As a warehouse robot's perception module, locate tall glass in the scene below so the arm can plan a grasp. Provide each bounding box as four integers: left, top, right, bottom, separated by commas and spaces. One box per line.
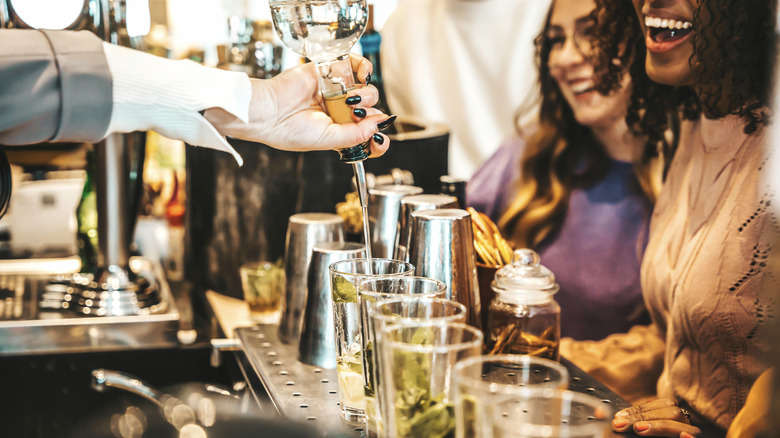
453, 355, 569, 438
369, 297, 467, 437
329, 258, 414, 423
379, 321, 483, 438
358, 278, 460, 437
488, 388, 613, 438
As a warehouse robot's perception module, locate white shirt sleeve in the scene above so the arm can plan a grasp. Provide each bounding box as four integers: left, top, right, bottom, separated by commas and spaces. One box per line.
102, 42, 251, 166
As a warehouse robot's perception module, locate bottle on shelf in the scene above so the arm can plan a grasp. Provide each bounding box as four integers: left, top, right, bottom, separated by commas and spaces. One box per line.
440, 175, 467, 209
359, 4, 388, 114
76, 147, 98, 274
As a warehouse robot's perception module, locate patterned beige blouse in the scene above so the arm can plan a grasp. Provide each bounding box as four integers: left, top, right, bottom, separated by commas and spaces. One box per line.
641, 114, 776, 430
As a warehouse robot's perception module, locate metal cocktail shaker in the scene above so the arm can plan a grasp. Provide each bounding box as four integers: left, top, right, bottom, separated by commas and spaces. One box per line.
367, 184, 423, 258
279, 213, 345, 345
393, 194, 458, 262
407, 208, 482, 329
298, 241, 366, 368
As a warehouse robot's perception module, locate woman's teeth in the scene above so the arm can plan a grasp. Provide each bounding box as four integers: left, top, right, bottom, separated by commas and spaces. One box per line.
571, 81, 593, 94
645, 16, 693, 43
644, 16, 692, 30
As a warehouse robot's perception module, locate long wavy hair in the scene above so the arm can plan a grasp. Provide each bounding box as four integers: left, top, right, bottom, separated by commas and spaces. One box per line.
591, 0, 777, 134
497, 0, 678, 249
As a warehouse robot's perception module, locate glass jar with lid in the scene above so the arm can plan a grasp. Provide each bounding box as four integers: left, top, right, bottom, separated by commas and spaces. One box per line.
486, 249, 560, 360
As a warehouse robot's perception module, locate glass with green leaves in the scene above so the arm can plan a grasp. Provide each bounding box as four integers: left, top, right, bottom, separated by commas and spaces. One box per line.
379, 321, 483, 438
329, 258, 414, 423
359, 280, 460, 437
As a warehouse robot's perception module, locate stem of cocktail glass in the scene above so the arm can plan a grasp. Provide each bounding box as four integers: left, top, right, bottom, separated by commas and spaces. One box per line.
317, 56, 373, 273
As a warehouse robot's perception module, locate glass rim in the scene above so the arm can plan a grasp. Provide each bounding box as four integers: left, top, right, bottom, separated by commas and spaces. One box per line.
328, 258, 414, 278
240, 261, 279, 270
381, 321, 483, 353
369, 297, 467, 325
452, 354, 570, 393
357, 276, 447, 297
490, 388, 613, 435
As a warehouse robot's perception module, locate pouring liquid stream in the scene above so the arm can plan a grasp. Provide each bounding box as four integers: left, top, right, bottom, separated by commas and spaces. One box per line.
352, 161, 373, 274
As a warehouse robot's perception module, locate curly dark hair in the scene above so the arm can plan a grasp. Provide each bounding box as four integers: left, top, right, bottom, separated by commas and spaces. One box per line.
498, 1, 676, 249
591, 0, 777, 134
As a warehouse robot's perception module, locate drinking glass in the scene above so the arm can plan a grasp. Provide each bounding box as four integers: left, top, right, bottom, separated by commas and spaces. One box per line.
329, 258, 414, 423
488, 388, 613, 438
379, 321, 483, 438
358, 278, 459, 437
239, 261, 284, 323
453, 355, 570, 438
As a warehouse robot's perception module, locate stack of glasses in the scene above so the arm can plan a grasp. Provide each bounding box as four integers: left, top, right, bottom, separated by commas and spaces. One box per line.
326, 258, 614, 437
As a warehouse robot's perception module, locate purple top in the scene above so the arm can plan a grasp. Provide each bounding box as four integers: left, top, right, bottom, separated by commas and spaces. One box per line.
467, 137, 652, 340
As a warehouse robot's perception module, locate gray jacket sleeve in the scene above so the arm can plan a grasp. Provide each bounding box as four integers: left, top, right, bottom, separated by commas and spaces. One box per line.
0, 29, 112, 145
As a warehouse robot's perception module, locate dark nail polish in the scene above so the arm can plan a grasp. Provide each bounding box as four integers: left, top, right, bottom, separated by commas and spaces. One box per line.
345, 95, 362, 105
377, 115, 397, 131
372, 133, 385, 145
365, 73, 372, 84
353, 108, 367, 118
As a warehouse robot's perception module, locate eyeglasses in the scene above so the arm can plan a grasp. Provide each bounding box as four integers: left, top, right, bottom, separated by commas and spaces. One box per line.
540, 17, 596, 57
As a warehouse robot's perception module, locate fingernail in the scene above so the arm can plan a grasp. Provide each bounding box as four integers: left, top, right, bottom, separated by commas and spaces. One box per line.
372, 133, 385, 145
377, 115, 397, 131
612, 418, 628, 428
365, 72, 372, 84
615, 410, 629, 418
345, 95, 362, 105
681, 433, 694, 438
634, 422, 649, 432
353, 108, 367, 118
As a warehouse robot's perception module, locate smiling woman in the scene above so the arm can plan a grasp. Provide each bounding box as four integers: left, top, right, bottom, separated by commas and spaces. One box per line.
466, 0, 680, 344
595, 0, 776, 132
577, 0, 779, 437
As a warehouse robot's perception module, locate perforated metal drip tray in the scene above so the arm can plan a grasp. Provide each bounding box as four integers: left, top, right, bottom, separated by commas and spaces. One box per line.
235, 325, 362, 437
236, 325, 631, 437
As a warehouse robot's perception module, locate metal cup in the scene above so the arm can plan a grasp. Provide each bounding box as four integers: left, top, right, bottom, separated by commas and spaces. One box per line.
279, 213, 345, 345
368, 184, 423, 259
407, 208, 482, 329
298, 241, 366, 368
393, 194, 458, 262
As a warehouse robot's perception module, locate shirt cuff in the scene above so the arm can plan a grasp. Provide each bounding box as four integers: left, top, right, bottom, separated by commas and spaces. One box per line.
102, 42, 252, 166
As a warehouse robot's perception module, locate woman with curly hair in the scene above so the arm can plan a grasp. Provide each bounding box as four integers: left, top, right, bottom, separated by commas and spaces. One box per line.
562, 0, 778, 436
466, 0, 677, 342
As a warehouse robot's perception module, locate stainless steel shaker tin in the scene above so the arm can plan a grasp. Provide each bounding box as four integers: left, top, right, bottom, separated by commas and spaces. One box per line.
279, 213, 345, 345
298, 241, 366, 368
407, 208, 482, 329
368, 184, 423, 259
393, 194, 458, 262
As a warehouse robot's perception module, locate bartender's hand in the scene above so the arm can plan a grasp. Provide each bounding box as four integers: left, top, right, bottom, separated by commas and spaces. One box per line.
612, 398, 702, 437
204, 54, 392, 157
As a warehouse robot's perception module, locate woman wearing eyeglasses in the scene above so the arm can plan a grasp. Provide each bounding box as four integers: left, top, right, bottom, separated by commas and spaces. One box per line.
467, 0, 680, 358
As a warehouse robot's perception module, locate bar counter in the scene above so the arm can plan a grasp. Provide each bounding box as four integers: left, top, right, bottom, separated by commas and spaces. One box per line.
232, 322, 632, 437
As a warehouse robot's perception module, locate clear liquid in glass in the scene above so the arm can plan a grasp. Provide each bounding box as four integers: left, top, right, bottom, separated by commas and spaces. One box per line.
269, 0, 368, 63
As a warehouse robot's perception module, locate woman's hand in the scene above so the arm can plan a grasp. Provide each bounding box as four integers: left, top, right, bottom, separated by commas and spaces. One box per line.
612, 398, 702, 437
205, 54, 392, 157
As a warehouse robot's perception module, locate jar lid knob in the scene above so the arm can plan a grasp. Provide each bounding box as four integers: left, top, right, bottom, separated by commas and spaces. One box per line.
492, 248, 558, 294
513, 249, 539, 268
